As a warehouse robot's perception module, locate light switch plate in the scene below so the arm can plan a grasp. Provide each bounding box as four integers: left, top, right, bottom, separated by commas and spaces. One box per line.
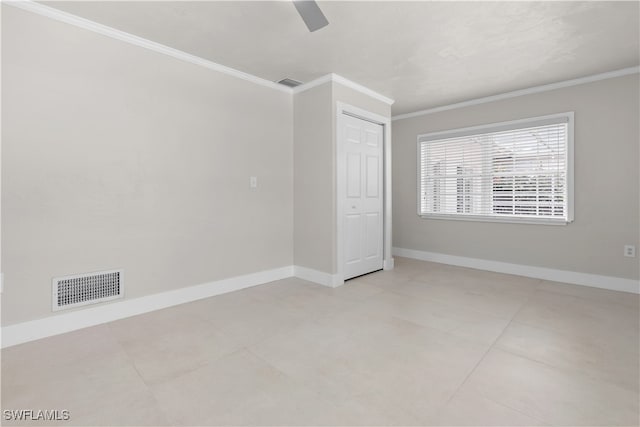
250, 176, 258, 189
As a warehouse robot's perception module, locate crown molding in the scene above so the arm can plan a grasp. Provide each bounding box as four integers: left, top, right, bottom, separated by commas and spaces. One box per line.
6, 0, 396, 105
5, 0, 291, 94
331, 74, 395, 105
294, 73, 395, 106
291, 74, 333, 94
11, 0, 631, 120
392, 66, 640, 121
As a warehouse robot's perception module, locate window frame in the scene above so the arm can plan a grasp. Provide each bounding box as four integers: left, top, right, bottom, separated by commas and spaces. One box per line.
416, 112, 574, 225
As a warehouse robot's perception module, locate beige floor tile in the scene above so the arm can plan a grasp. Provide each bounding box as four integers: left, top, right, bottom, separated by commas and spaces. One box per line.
433, 385, 548, 426
105, 303, 209, 343
2, 324, 122, 390
393, 278, 531, 319
2, 258, 638, 426
351, 290, 511, 345
150, 349, 285, 425
184, 288, 308, 346
393, 256, 429, 268
327, 278, 388, 302
326, 392, 425, 426
538, 280, 640, 309
250, 308, 490, 422
462, 348, 640, 426
413, 265, 541, 297
225, 373, 424, 426
514, 290, 640, 346
248, 276, 331, 299
349, 269, 414, 289
255, 276, 384, 305
2, 348, 168, 426
357, 326, 491, 422
394, 257, 451, 275
108, 309, 242, 385
495, 321, 639, 392
150, 348, 419, 426
248, 310, 411, 399
273, 281, 358, 319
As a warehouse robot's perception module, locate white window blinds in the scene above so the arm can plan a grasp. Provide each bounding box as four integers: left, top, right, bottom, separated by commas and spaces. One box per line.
418, 113, 573, 224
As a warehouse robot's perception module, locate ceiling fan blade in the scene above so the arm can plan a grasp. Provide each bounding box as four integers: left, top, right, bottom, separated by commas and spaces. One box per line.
293, 0, 329, 32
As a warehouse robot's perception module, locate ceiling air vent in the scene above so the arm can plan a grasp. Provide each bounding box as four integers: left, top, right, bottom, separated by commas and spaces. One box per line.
52, 269, 123, 311
277, 78, 303, 88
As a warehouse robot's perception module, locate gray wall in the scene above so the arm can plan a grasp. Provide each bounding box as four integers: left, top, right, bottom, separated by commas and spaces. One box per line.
332, 83, 392, 119
293, 81, 391, 275
293, 83, 334, 273
2, 7, 294, 325
393, 74, 640, 280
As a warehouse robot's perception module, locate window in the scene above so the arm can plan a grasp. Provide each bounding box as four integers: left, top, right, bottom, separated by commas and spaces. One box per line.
418, 113, 573, 224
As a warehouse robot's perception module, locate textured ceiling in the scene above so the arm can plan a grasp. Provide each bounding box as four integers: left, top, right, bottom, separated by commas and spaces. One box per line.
42, 1, 640, 114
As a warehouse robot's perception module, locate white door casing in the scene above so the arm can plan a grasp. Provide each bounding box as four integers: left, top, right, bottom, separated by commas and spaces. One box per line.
339, 111, 384, 280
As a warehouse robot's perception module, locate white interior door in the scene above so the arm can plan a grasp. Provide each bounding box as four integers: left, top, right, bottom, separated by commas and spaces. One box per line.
341, 113, 384, 280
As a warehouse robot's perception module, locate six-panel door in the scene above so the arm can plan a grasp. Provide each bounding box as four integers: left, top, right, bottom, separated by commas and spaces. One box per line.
342, 113, 384, 280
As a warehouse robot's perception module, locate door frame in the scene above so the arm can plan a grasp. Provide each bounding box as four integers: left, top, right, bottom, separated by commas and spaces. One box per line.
336, 102, 393, 285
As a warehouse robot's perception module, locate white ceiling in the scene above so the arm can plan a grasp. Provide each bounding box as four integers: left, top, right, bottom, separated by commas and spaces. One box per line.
42, 1, 640, 115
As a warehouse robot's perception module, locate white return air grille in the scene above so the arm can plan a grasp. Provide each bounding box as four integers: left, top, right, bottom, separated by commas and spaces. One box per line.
52, 269, 123, 311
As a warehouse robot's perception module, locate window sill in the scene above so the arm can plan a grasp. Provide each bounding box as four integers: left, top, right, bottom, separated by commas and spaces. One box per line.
419, 213, 572, 226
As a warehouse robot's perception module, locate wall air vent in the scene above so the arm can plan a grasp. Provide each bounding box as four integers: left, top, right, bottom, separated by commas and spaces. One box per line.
277, 78, 303, 88
52, 269, 123, 311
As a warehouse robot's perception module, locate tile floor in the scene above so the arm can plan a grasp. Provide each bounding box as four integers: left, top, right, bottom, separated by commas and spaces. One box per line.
2, 257, 639, 426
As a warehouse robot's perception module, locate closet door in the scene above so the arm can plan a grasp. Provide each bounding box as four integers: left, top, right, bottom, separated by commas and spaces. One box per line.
341, 113, 384, 280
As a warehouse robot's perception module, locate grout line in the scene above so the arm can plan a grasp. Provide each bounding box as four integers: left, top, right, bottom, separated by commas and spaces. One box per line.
359, 289, 546, 425
534, 283, 640, 310
436, 277, 628, 425
491, 298, 640, 397
437, 279, 546, 416
478, 394, 551, 426
243, 346, 292, 381
103, 322, 157, 390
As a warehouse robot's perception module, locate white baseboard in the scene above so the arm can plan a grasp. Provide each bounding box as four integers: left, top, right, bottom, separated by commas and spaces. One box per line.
383, 257, 395, 270
1, 266, 294, 348
393, 247, 640, 294
12, 249, 632, 348
1, 263, 348, 348
293, 266, 343, 288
